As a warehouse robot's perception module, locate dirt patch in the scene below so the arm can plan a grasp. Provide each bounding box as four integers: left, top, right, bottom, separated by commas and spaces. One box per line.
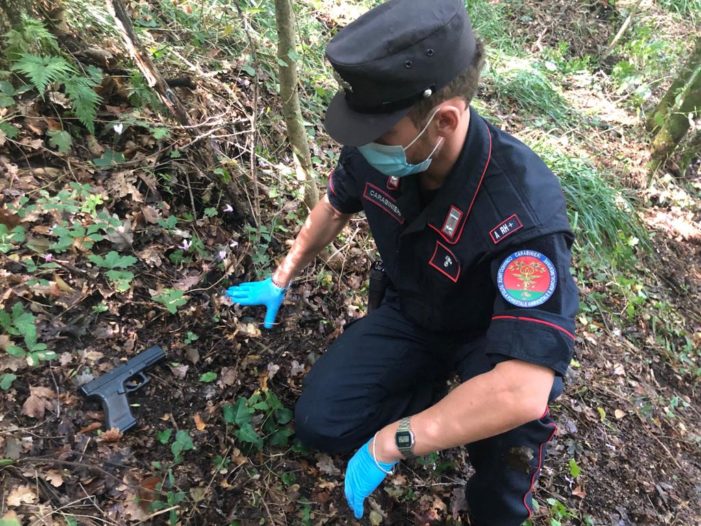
504, 0, 620, 58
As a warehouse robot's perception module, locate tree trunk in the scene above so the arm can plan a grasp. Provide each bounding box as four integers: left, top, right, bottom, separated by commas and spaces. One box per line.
650, 64, 701, 164
0, 0, 24, 30
274, 0, 318, 209
647, 37, 701, 132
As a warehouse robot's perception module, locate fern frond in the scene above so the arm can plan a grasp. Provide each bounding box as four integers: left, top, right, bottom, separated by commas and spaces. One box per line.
11, 54, 73, 95
19, 15, 59, 53
3, 16, 58, 59
63, 74, 102, 134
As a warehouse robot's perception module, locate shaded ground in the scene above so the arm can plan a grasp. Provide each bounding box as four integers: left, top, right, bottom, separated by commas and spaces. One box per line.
1, 1, 701, 525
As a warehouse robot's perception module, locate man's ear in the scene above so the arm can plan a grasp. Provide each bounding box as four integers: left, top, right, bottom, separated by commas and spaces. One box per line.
435, 103, 463, 137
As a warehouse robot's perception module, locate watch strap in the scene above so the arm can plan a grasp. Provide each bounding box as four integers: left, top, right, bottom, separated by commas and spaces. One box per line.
396, 416, 416, 459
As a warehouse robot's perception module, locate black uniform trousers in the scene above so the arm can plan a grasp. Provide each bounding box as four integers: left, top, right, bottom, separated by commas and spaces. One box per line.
295, 290, 562, 526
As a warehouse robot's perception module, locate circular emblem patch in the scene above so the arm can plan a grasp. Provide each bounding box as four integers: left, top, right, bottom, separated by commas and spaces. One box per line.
497, 250, 557, 308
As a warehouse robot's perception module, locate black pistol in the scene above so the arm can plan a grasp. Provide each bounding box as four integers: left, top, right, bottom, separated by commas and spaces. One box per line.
80, 345, 166, 433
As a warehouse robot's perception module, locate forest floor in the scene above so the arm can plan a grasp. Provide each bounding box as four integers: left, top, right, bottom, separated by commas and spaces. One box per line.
0, 1, 700, 525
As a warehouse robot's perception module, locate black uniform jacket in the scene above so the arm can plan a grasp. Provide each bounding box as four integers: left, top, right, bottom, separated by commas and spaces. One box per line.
327, 107, 579, 376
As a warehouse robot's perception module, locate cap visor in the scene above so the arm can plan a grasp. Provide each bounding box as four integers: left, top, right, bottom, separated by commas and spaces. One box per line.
324, 91, 411, 147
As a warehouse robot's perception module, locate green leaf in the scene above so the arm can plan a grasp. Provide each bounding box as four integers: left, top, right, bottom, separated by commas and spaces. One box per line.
0, 512, 22, 526
6, 345, 25, 358
92, 149, 126, 168
269, 427, 294, 447
105, 270, 134, 292
11, 54, 73, 94
568, 458, 581, 478
222, 403, 236, 424
89, 251, 136, 270
171, 430, 194, 459
0, 81, 16, 96
275, 407, 293, 425
235, 423, 262, 448
0, 122, 19, 139
0, 373, 17, 391
152, 289, 188, 314
157, 428, 173, 445
47, 129, 72, 153
0, 94, 14, 108
199, 371, 217, 383
151, 127, 170, 140
287, 49, 300, 62
229, 397, 253, 426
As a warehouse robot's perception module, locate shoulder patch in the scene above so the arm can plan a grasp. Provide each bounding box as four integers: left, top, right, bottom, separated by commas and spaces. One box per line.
490, 214, 523, 244
497, 250, 557, 307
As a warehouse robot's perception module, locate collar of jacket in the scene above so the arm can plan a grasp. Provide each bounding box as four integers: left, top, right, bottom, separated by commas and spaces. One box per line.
396, 106, 493, 243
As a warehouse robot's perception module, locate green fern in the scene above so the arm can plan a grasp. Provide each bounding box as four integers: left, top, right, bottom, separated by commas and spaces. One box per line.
3, 15, 58, 59
11, 54, 74, 95
63, 73, 102, 134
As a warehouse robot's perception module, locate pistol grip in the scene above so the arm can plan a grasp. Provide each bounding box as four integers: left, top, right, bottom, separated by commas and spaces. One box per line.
100, 392, 137, 433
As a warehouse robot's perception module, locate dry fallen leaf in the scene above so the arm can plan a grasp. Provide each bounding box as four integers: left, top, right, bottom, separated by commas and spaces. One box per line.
99, 427, 123, 443
572, 485, 587, 498
194, 413, 206, 431
79, 421, 102, 434
21, 386, 55, 419
218, 366, 237, 387
316, 454, 341, 476
169, 363, 189, 380
7, 485, 38, 506
43, 469, 64, 487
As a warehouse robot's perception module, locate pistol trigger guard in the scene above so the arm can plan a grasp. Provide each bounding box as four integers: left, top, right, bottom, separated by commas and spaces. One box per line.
125, 372, 149, 392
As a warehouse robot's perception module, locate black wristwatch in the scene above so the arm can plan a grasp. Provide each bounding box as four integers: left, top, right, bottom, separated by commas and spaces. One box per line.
395, 416, 416, 459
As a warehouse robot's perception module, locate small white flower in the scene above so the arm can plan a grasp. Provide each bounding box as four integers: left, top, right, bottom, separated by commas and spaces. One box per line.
217, 250, 227, 260
179, 239, 191, 251
44, 253, 53, 262
223, 204, 234, 213
113, 123, 124, 135
229, 240, 239, 249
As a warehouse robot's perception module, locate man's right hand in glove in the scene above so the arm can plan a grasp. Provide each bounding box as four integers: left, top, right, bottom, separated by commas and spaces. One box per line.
225, 195, 352, 329
226, 277, 286, 329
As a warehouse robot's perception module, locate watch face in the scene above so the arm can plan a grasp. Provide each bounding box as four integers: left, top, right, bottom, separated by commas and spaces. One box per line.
396, 431, 412, 448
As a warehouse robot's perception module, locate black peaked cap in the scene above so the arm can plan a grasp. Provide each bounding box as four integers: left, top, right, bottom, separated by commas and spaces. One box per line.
324, 0, 476, 146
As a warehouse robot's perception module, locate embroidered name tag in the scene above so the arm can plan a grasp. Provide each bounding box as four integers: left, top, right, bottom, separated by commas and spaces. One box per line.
497, 250, 557, 307
363, 182, 404, 223
428, 241, 461, 283
490, 214, 523, 244
441, 206, 463, 239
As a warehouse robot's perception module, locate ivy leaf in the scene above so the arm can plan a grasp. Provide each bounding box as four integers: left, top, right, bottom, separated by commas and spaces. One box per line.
152, 289, 188, 314
269, 427, 294, 447
235, 423, 262, 448
47, 129, 72, 153
0, 373, 17, 391
275, 407, 293, 425
92, 149, 126, 168
157, 428, 172, 445
199, 372, 217, 383
171, 430, 194, 459
0, 122, 19, 140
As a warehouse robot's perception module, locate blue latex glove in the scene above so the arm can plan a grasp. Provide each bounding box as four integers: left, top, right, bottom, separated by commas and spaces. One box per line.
345, 438, 398, 520
225, 277, 286, 329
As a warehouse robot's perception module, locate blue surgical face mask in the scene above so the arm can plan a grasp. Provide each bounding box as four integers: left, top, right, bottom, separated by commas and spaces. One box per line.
358, 109, 444, 178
